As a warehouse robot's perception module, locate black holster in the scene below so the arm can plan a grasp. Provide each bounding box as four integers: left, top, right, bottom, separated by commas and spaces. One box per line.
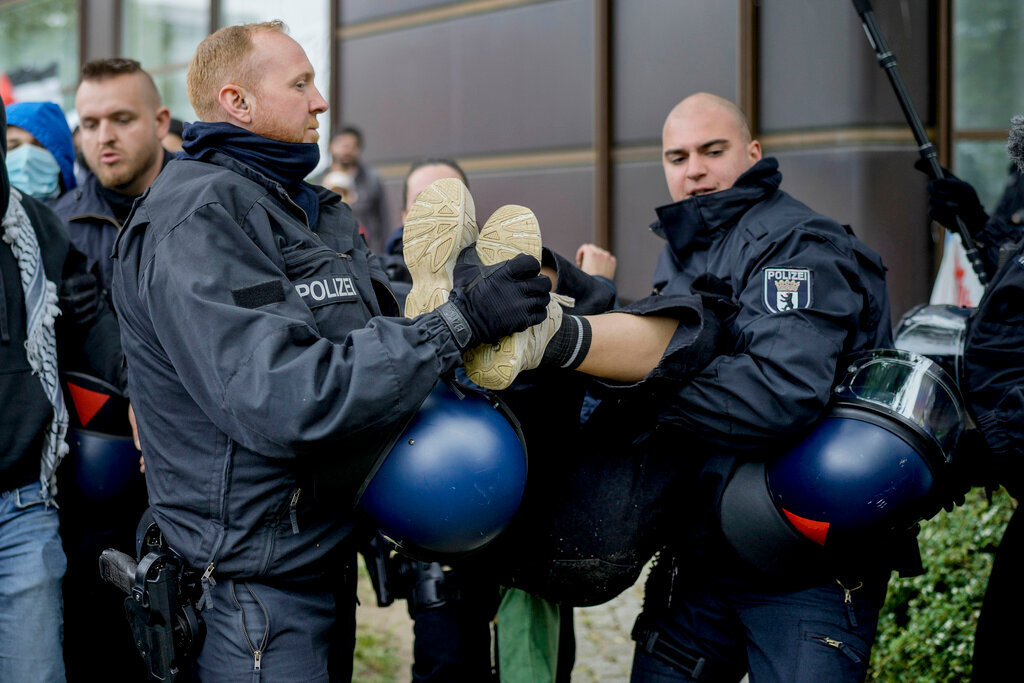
360, 532, 460, 615
99, 519, 204, 681
399, 559, 461, 616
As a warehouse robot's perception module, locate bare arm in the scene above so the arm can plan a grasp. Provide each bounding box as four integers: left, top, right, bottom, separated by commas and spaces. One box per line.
576, 313, 677, 382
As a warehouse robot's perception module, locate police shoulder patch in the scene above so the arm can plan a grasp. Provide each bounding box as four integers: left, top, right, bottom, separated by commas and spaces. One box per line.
762, 267, 812, 313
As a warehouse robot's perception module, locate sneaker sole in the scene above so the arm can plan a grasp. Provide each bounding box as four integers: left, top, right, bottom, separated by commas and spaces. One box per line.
463, 205, 545, 389
475, 204, 543, 265
403, 178, 478, 318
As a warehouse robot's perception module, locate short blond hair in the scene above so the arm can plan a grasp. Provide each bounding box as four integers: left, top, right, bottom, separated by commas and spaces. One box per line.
186, 20, 285, 121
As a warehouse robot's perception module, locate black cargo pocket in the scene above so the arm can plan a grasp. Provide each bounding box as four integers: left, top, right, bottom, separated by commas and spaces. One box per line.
795, 619, 871, 681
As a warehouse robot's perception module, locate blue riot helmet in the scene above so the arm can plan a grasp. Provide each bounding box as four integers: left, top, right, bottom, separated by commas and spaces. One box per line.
720, 349, 966, 577
60, 372, 143, 506
357, 381, 528, 559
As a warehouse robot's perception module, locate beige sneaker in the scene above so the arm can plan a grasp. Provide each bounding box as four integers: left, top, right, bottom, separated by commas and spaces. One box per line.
462, 204, 571, 389
463, 293, 575, 390
403, 178, 478, 318
474, 204, 543, 265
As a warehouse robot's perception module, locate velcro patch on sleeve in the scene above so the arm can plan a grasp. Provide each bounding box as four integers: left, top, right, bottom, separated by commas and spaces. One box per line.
763, 268, 812, 313
232, 280, 286, 309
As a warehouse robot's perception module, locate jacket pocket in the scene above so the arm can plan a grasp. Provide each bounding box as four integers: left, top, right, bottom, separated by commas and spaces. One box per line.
282, 244, 372, 335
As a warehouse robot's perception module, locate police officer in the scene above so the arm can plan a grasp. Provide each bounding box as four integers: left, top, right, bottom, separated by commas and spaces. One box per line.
442, 92, 894, 681
614, 93, 894, 682
111, 22, 554, 680
922, 115, 1024, 682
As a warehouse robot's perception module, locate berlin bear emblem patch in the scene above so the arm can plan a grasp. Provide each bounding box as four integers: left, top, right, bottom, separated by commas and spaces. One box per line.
763, 268, 812, 313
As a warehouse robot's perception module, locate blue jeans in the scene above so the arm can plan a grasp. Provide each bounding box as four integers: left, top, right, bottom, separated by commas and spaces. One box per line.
631, 566, 889, 683
0, 482, 67, 682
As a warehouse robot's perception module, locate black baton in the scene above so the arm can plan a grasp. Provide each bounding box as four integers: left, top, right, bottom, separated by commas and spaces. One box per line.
851, 0, 989, 285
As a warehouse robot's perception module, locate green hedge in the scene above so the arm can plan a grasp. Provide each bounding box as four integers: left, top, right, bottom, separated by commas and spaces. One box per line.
868, 488, 1016, 681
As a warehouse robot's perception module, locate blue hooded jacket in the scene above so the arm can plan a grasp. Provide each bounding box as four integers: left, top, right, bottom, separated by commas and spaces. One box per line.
6, 101, 77, 193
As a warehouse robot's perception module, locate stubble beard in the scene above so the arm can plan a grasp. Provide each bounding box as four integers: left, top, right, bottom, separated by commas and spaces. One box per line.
92, 144, 161, 194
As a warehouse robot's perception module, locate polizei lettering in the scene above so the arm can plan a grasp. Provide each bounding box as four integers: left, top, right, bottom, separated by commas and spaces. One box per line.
294, 275, 358, 308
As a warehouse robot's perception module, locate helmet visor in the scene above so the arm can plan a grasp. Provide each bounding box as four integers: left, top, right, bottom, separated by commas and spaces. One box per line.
834, 349, 966, 462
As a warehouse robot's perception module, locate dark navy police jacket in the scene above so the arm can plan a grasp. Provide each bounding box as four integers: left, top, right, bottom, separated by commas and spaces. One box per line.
643, 158, 893, 568
50, 171, 122, 292
963, 239, 1024, 496
112, 151, 463, 580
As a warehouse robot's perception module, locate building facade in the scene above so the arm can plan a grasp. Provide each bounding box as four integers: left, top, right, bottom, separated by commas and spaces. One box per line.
2, 0, 1021, 313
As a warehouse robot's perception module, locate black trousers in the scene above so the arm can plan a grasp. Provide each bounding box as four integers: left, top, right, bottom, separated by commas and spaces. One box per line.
972, 504, 1024, 682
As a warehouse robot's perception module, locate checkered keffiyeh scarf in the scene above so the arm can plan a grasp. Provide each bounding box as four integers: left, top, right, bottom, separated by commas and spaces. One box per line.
2, 188, 68, 504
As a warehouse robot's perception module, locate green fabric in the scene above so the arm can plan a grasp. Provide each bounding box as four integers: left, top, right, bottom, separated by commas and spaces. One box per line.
496, 587, 561, 683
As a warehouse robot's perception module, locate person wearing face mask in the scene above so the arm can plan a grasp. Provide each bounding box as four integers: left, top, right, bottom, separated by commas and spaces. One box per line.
4, 101, 77, 202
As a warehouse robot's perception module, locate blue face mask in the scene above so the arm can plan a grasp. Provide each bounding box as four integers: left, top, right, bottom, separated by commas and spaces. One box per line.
5, 144, 61, 200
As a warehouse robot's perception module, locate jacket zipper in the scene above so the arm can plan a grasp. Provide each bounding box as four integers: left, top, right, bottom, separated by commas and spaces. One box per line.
288, 488, 301, 534
283, 244, 337, 269
836, 578, 863, 628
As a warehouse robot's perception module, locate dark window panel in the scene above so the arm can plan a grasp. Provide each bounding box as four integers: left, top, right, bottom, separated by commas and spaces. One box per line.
340, 0, 462, 26
338, 0, 593, 163
471, 167, 595, 261
610, 160, 673, 302
759, 0, 933, 132
613, 0, 739, 146
380, 167, 594, 262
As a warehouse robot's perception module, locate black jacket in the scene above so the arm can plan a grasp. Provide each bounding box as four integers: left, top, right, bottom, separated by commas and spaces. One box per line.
50, 171, 123, 292
962, 241, 1024, 495
1, 104, 123, 491
50, 152, 172, 292
643, 158, 894, 575
113, 151, 463, 579
648, 158, 891, 448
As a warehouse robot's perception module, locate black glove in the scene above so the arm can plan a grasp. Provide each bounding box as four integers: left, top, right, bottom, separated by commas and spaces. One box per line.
434, 251, 550, 349
690, 272, 738, 353
921, 429, 988, 519
914, 159, 989, 234
58, 272, 101, 326
956, 423, 1024, 499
